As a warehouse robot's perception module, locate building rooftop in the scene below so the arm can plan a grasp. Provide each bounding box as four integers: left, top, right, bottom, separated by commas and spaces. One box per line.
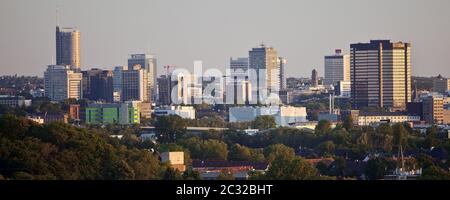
359, 112, 409, 117
192, 160, 269, 171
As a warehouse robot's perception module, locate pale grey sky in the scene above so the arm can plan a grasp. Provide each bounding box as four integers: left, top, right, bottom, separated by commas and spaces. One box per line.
1, 0, 449, 77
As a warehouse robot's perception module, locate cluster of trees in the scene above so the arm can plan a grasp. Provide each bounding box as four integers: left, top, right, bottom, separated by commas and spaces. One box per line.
2, 111, 450, 180
0, 115, 164, 180
154, 115, 450, 179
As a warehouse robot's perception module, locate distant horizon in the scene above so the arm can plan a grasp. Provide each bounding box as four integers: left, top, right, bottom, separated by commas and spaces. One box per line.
1, 0, 450, 77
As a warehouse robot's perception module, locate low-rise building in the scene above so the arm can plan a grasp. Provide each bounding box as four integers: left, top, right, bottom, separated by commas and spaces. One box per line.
154, 106, 195, 119
0, 95, 31, 107
357, 112, 420, 126
335, 81, 351, 97
341, 110, 360, 125
422, 94, 444, 124
68, 104, 80, 121
318, 113, 339, 122
137, 102, 152, 119
229, 106, 307, 127
28, 113, 68, 124
85, 102, 140, 125
291, 121, 319, 132
433, 76, 450, 94
27, 116, 44, 124
160, 152, 186, 172
444, 110, 450, 125
29, 89, 45, 98
192, 160, 269, 180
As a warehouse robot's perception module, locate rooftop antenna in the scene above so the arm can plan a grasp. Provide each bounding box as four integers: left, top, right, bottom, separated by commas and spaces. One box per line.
56, 2, 59, 27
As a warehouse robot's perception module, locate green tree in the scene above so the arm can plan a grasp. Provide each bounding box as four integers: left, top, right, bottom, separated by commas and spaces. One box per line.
330, 129, 351, 147
315, 120, 332, 135
229, 144, 265, 162
424, 126, 438, 149
263, 144, 296, 163
316, 141, 336, 156
179, 137, 228, 160
364, 158, 387, 180
370, 133, 393, 152
316, 161, 330, 176
228, 144, 252, 161
392, 123, 408, 150
155, 115, 187, 143
343, 116, 354, 131
376, 124, 393, 136
420, 165, 450, 180
332, 157, 347, 178
182, 169, 202, 180
0, 115, 164, 180
416, 153, 435, 169
264, 156, 318, 180
217, 169, 234, 180
252, 116, 276, 130
163, 167, 183, 180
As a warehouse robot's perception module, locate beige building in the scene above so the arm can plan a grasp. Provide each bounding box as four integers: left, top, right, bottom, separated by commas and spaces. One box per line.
357, 112, 420, 126
350, 40, 411, 111
422, 94, 444, 124
161, 152, 186, 172
137, 102, 152, 119
443, 110, 450, 125
433, 76, 450, 94
56, 26, 80, 69
249, 44, 279, 104
44, 65, 83, 102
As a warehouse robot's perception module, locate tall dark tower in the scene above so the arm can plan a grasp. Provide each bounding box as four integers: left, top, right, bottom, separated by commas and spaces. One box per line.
311, 69, 319, 87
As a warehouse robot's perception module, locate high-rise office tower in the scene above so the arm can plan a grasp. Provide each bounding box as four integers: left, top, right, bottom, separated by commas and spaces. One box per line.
56, 26, 80, 69
82, 68, 114, 102
229, 57, 249, 79
311, 69, 319, 87
169, 72, 202, 105
113, 66, 127, 102
228, 57, 250, 105
278, 57, 287, 90
121, 65, 149, 102
350, 40, 411, 110
324, 49, 350, 86
249, 44, 279, 104
44, 65, 83, 102
157, 75, 172, 106
128, 54, 157, 102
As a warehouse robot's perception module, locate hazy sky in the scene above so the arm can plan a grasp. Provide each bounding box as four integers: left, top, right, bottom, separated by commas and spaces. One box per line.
1, 0, 450, 77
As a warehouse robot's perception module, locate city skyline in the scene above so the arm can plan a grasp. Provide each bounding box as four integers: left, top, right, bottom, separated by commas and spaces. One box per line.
1, 0, 450, 78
